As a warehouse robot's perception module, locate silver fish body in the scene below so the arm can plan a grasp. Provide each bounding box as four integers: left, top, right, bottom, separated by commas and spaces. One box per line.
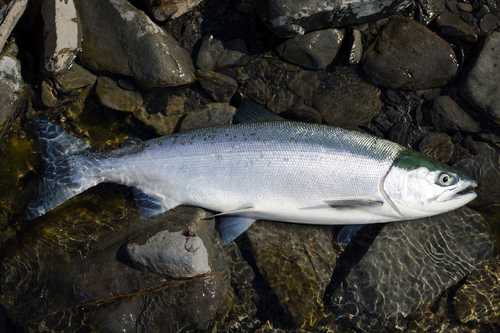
24, 118, 477, 245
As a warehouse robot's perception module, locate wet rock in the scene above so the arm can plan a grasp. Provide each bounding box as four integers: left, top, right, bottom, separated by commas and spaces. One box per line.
41, 0, 80, 74
312, 81, 382, 128
0, 51, 30, 135
134, 108, 182, 135
435, 11, 477, 45
196, 69, 238, 103
196, 35, 224, 71
0, 0, 28, 53
480, 13, 499, 31
126, 230, 210, 278
460, 32, 500, 123
348, 29, 363, 65
41, 79, 58, 107
95, 76, 143, 112
178, 103, 236, 132
218, 39, 248, 68
246, 78, 270, 103
388, 122, 411, 146
285, 70, 320, 98
281, 105, 322, 123
138, 0, 203, 21
274, 29, 344, 70
256, 0, 412, 38
266, 89, 295, 113
52, 63, 97, 93
74, 0, 195, 89
362, 17, 458, 90
245, 221, 337, 328
419, 132, 454, 163
329, 207, 494, 328
453, 255, 500, 324
426, 95, 479, 133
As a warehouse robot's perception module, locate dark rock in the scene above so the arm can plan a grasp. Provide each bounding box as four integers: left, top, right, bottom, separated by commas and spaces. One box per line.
52, 63, 97, 93
117, 78, 136, 91
41, 79, 58, 107
388, 122, 411, 146
281, 105, 322, 123
419, 132, 454, 163
479, 13, 499, 31
246, 78, 270, 103
426, 95, 479, 133
134, 108, 182, 135
218, 39, 248, 68
348, 29, 363, 65
256, 0, 412, 38
362, 17, 458, 90
266, 89, 295, 113
385, 108, 400, 123
245, 221, 337, 328
95, 76, 143, 112
460, 32, 500, 123
74, 0, 195, 89
138, 0, 203, 21
178, 103, 236, 132
312, 81, 382, 128
435, 11, 477, 45
196, 35, 224, 71
42, 0, 80, 74
196, 69, 238, 103
0, 0, 28, 54
285, 70, 320, 98
329, 207, 494, 328
274, 29, 343, 70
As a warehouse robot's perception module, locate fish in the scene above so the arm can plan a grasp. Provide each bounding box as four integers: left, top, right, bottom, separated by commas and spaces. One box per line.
23, 101, 477, 246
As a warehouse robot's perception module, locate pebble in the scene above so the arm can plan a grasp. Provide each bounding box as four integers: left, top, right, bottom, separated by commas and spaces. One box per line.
457, 2, 473, 12
460, 31, 500, 123
419, 132, 454, 163
196, 69, 238, 103
426, 95, 480, 133
348, 29, 363, 65
362, 17, 458, 90
274, 28, 344, 70
387, 122, 411, 146
479, 13, 499, 30
95, 76, 143, 112
178, 103, 236, 132
134, 108, 182, 136
139, 0, 204, 21
246, 78, 269, 103
196, 35, 224, 71
435, 11, 477, 45
285, 70, 320, 98
52, 63, 97, 93
41, 80, 58, 108
218, 39, 248, 68
74, 0, 195, 89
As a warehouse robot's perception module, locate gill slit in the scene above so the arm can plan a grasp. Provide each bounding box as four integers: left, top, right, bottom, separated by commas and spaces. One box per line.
380, 165, 403, 217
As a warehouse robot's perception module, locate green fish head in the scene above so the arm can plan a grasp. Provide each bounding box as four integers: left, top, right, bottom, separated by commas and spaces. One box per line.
383, 151, 477, 219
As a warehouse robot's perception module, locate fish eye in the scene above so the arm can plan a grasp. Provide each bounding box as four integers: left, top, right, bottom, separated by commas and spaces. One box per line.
438, 173, 452, 185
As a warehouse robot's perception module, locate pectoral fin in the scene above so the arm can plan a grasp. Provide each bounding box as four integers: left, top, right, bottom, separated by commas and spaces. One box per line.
324, 199, 383, 209
218, 216, 256, 246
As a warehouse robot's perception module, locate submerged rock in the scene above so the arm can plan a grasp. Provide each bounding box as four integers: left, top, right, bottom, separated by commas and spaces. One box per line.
418, 132, 454, 163
460, 31, 500, 123
52, 63, 97, 93
74, 0, 195, 89
95, 76, 143, 112
329, 207, 494, 329
426, 95, 480, 133
0, 0, 28, 53
362, 17, 458, 90
256, 0, 412, 38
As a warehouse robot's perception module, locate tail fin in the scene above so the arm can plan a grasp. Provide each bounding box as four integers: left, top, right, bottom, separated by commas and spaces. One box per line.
23, 118, 97, 220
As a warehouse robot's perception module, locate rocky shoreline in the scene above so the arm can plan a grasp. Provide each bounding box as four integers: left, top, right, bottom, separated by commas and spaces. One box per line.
1, 0, 500, 332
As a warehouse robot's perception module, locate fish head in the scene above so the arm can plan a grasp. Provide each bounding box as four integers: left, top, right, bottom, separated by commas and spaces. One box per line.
383, 151, 477, 219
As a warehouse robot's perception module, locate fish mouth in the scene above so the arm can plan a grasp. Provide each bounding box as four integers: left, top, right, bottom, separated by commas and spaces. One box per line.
435, 181, 477, 203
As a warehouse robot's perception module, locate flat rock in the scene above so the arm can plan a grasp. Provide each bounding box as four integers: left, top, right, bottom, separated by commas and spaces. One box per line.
74, 0, 195, 89
196, 69, 238, 103
95, 76, 143, 112
256, 0, 412, 38
0, 0, 28, 53
274, 28, 344, 69
52, 63, 97, 93
362, 17, 458, 90
178, 103, 236, 132
460, 31, 500, 123
244, 221, 337, 329
426, 95, 480, 133
41, 0, 80, 74
329, 207, 494, 329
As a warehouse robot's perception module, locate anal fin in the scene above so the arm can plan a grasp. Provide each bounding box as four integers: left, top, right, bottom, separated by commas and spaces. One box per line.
337, 225, 366, 249
132, 187, 177, 218
218, 216, 256, 246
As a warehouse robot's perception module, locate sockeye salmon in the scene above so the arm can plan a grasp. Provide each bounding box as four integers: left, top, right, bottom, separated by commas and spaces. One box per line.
24, 102, 477, 246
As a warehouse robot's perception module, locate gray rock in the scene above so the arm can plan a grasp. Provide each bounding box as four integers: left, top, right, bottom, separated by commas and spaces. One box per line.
196, 35, 224, 71
178, 103, 236, 132
126, 230, 210, 278
460, 32, 500, 123
329, 207, 494, 328
418, 132, 454, 163
52, 63, 97, 93
196, 69, 238, 103
0, 0, 28, 54
256, 0, 412, 38
312, 80, 382, 128
96, 76, 143, 112
426, 95, 480, 133
138, 0, 204, 21
218, 39, 248, 68
435, 11, 477, 45
74, 0, 195, 89
41, 0, 80, 74
281, 105, 322, 123
245, 221, 337, 328
479, 13, 499, 31
362, 17, 458, 90
275, 28, 344, 70
348, 29, 363, 65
